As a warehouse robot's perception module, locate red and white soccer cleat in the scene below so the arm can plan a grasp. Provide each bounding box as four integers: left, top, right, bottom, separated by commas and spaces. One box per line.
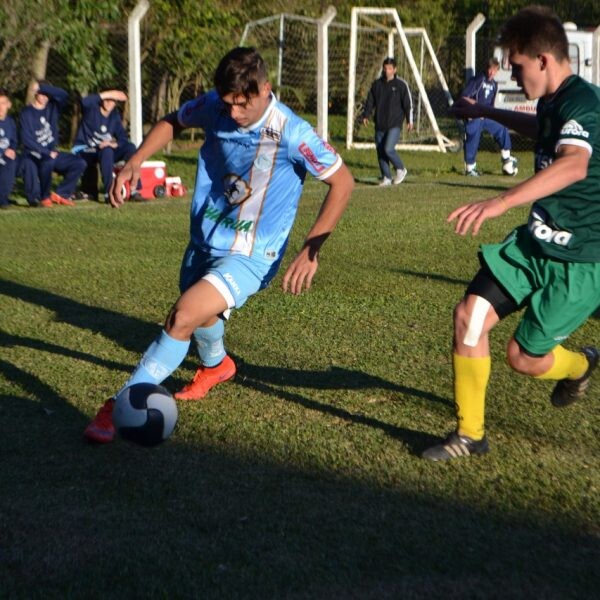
84, 398, 116, 443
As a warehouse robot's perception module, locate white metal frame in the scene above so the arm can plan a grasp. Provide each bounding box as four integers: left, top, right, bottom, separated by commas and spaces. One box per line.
240, 10, 336, 141
347, 7, 454, 152
128, 0, 150, 147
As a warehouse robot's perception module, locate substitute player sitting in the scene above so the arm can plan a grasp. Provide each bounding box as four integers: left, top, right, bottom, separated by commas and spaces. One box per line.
423, 6, 599, 461
84, 47, 354, 443
72, 89, 139, 202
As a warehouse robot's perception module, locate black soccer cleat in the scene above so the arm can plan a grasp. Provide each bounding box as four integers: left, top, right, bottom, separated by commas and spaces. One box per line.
422, 431, 489, 462
550, 346, 599, 408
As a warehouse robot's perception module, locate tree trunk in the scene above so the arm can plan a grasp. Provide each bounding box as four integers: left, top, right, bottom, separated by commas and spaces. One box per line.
26, 40, 51, 104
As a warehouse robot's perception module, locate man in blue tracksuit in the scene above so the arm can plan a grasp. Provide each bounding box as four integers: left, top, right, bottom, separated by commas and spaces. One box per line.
72, 90, 139, 202
0, 88, 18, 209
20, 81, 86, 207
461, 58, 518, 177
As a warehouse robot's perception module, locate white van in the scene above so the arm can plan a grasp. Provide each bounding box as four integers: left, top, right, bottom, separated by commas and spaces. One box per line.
466, 16, 600, 113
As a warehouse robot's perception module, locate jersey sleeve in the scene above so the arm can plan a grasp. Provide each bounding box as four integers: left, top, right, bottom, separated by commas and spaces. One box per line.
555, 89, 599, 155
460, 75, 479, 99
288, 119, 342, 181
39, 83, 69, 109
177, 90, 219, 130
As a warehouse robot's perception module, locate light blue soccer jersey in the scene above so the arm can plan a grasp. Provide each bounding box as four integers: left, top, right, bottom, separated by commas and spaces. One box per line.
177, 90, 342, 265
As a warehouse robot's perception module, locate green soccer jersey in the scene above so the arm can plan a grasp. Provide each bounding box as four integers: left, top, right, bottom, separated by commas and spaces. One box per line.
529, 75, 600, 262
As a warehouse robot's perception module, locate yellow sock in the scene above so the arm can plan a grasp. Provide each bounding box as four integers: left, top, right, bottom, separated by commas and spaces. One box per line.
453, 353, 490, 441
535, 345, 588, 380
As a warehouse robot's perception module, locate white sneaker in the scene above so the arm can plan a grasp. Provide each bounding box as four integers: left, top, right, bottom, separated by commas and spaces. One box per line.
502, 156, 518, 176
393, 168, 407, 185
378, 177, 392, 187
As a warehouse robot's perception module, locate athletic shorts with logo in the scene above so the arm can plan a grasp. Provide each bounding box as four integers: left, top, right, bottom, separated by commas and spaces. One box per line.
479, 225, 600, 355
179, 243, 280, 315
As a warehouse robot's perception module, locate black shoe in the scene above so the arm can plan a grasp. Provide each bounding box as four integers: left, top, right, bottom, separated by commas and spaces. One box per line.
422, 431, 489, 461
551, 346, 599, 407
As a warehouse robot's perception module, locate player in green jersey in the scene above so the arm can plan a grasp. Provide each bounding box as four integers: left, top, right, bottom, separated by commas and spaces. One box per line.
422, 5, 600, 461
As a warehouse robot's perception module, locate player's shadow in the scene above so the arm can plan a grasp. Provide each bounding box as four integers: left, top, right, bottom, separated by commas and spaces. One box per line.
0, 331, 130, 374
0, 278, 201, 386
438, 180, 513, 192
214, 355, 450, 454
392, 268, 470, 287
0, 278, 160, 355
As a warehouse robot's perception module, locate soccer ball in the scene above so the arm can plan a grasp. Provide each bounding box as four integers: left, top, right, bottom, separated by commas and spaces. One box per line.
113, 383, 178, 446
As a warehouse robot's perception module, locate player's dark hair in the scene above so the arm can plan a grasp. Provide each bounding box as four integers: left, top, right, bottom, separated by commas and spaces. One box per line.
382, 57, 396, 67
499, 5, 569, 61
488, 57, 500, 68
0, 88, 10, 98
214, 47, 268, 100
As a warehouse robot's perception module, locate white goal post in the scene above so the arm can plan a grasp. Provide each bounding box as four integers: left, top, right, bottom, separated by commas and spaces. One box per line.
347, 7, 457, 152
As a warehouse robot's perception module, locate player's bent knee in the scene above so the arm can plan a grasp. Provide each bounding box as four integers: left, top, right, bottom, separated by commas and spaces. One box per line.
506, 339, 546, 375
164, 306, 200, 339
453, 301, 470, 337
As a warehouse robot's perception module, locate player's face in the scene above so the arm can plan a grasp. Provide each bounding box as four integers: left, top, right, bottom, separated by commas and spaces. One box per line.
221, 81, 272, 128
383, 64, 396, 80
101, 99, 117, 115
486, 65, 499, 80
34, 92, 49, 109
509, 51, 545, 100
0, 95, 10, 119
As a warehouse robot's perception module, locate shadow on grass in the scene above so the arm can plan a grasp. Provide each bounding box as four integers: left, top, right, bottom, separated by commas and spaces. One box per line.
1, 283, 598, 598
0, 331, 130, 373
437, 180, 514, 192
0, 278, 159, 353
230, 357, 446, 454
392, 268, 470, 287
1, 392, 597, 599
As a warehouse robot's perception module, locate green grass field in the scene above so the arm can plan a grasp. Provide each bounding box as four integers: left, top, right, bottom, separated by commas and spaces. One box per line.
1, 146, 598, 599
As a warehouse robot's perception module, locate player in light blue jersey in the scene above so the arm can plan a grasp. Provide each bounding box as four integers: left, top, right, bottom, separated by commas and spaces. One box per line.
85, 47, 354, 443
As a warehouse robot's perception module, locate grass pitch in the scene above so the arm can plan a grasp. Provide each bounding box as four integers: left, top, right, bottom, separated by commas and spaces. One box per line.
0, 146, 598, 599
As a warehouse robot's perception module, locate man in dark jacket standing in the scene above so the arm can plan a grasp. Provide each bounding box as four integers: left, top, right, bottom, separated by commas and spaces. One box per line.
362, 57, 413, 186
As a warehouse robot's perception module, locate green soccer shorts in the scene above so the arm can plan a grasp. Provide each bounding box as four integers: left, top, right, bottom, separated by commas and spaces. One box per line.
479, 225, 600, 355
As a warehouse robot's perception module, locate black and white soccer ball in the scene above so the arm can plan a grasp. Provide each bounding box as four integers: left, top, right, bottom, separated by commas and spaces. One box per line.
113, 383, 178, 446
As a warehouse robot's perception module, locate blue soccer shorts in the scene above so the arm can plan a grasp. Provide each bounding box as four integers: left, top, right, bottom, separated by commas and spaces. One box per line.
179, 244, 280, 316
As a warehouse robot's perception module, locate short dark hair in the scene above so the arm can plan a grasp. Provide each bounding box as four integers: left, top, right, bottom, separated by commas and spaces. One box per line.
0, 88, 10, 99
499, 5, 569, 61
488, 57, 500, 68
214, 47, 268, 100
382, 57, 396, 67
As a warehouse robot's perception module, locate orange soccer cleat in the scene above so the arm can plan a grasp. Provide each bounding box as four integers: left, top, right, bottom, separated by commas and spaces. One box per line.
39, 198, 53, 208
50, 192, 75, 206
174, 355, 236, 400
84, 398, 116, 443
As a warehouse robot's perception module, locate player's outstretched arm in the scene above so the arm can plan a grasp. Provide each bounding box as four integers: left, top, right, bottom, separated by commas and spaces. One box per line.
282, 163, 354, 295
451, 97, 538, 139
448, 144, 590, 236
110, 112, 183, 207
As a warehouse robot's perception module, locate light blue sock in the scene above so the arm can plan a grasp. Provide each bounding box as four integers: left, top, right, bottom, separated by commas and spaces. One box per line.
193, 320, 226, 367
117, 330, 190, 395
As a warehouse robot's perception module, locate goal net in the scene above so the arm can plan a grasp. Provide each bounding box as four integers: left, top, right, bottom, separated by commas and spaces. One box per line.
240, 13, 351, 141
347, 8, 459, 152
